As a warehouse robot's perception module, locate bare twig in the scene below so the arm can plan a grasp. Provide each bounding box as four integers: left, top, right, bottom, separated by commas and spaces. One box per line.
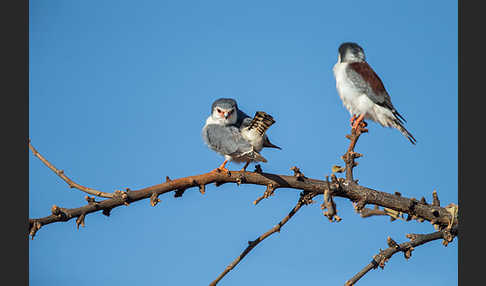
29, 140, 114, 198
344, 226, 458, 285
209, 191, 317, 286
321, 176, 341, 222
359, 206, 405, 222
253, 183, 276, 205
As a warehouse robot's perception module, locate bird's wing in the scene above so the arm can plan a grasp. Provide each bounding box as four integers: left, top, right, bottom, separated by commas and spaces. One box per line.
346, 62, 407, 123
235, 109, 253, 129
202, 124, 253, 156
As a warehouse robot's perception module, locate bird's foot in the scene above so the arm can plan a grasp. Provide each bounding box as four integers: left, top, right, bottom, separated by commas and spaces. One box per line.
352, 121, 368, 135
212, 166, 230, 174
211, 160, 231, 175
351, 114, 366, 131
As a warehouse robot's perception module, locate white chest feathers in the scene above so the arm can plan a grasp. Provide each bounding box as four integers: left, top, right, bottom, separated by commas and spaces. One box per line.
333, 62, 374, 116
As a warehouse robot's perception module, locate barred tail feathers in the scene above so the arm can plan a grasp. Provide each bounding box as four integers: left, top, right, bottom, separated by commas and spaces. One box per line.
247, 111, 276, 136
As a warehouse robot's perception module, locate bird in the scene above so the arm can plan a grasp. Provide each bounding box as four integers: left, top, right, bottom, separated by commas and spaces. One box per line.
332, 42, 416, 144
202, 98, 281, 173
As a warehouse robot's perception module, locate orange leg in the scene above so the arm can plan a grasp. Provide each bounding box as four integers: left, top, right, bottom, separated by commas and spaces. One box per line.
212, 159, 230, 173
240, 161, 250, 172
352, 114, 365, 130
350, 114, 357, 126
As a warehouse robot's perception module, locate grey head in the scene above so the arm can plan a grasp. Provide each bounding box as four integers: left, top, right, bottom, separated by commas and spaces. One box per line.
210, 98, 239, 125
338, 42, 366, 63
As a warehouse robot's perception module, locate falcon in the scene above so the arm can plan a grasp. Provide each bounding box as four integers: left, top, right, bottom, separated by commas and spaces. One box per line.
332, 42, 416, 144
202, 98, 281, 173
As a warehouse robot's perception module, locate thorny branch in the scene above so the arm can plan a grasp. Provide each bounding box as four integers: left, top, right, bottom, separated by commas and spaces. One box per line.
29, 126, 458, 284
209, 191, 317, 286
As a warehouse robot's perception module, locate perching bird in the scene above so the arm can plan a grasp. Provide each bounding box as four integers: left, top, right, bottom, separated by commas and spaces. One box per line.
332, 42, 416, 144
202, 98, 281, 173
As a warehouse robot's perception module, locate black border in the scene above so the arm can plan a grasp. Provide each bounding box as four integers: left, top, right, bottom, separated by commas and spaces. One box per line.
2, 0, 29, 285
458, 1, 481, 286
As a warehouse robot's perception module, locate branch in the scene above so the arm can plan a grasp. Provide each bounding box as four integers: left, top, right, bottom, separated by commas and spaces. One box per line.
344, 225, 458, 285
29, 140, 114, 198
209, 191, 317, 286
342, 123, 368, 182
28, 167, 458, 239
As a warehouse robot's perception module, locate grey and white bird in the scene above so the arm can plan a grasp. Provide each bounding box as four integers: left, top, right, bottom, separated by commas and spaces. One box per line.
202, 98, 281, 173
332, 42, 416, 144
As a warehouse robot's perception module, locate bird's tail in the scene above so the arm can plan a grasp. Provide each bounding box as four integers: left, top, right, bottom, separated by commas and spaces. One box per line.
246, 111, 276, 136
393, 119, 417, 145
263, 136, 282, 149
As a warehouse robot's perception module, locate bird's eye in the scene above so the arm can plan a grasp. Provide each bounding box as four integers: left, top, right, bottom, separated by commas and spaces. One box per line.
228, 109, 234, 115
217, 109, 222, 113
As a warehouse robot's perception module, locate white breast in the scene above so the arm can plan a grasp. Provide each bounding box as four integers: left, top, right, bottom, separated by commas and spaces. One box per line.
333, 62, 375, 117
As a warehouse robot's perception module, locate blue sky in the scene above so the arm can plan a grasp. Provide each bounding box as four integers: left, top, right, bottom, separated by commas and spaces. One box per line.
29, 1, 457, 285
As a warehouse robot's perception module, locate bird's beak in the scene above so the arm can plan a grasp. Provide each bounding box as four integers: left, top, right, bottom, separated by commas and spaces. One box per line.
224, 112, 230, 119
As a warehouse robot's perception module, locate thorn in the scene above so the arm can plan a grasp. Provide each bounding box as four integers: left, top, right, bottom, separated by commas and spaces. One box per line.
198, 184, 206, 195
102, 208, 112, 217
51, 205, 68, 219
406, 233, 416, 240
166, 176, 171, 182
394, 191, 402, 197
254, 164, 262, 174
76, 213, 86, 229
29, 220, 42, 240
432, 189, 440, 206
174, 189, 186, 198
150, 192, 161, 206
330, 173, 338, 184
85, 196, 96, 204
331, 165, 345, 173
51, 205, 60, 216
404, 247, 414, 259
386, 237, 400, 249
290, 166, 306, 180
419, 197, 427, 205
